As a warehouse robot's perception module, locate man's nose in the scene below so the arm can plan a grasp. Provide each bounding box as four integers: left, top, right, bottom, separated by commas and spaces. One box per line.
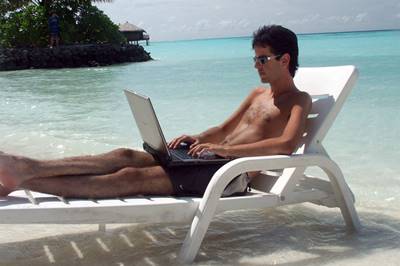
254, 61, 262, 69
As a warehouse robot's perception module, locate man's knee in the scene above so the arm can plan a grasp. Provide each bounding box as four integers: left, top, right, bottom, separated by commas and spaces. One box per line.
112, 148, 136, 160
111, 147, 157, 167
117, 166, 166, 180
117, 166, 140, 178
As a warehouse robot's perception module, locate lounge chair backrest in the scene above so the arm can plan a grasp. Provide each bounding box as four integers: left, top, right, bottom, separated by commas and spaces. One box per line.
293, 65, 358, 153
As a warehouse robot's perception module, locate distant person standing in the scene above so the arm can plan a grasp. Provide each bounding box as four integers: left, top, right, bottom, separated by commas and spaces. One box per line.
48, 11, 60, 48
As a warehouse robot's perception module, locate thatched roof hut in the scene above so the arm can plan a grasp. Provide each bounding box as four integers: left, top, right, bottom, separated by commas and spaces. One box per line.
119, 22, 149, 45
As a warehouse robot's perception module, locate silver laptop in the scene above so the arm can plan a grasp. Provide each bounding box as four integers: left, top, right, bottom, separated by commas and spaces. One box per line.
124, 89, 230, 166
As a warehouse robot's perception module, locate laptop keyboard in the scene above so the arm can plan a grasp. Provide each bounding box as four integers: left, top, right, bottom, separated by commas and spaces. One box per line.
169, 149, 194, 160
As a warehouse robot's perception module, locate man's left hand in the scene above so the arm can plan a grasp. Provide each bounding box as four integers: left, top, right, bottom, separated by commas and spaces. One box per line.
188, 143, 229, 158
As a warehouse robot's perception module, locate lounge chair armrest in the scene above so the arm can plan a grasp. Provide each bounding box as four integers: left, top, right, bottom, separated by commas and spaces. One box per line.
204, 154, 334, 196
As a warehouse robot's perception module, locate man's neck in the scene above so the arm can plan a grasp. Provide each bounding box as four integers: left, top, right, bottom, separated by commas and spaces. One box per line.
269, 75, 297, 97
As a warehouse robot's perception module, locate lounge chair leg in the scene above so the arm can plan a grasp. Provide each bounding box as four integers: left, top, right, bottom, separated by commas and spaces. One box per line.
179, 208, 215, 263
98, 224, 106, 232
178, 186, 223, 264
324, 165, 361, 232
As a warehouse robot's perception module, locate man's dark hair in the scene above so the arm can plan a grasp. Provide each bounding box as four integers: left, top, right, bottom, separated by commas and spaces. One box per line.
252, 25, 299, 77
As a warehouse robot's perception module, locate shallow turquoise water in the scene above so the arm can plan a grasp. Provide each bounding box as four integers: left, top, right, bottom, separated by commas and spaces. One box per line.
1, 30, 400, 265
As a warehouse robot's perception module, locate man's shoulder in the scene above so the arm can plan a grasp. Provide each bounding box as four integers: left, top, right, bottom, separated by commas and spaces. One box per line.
297, 90, 311, 99
292, 90, 312, 109
290, 89, 310, 100
252, 87, 267, 94
244, 87, 267, 101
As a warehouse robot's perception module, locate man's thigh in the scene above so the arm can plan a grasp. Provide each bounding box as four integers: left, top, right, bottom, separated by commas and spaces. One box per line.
118, 149, 159, 167
120, 165, 174, 195
164, 164, 226, 196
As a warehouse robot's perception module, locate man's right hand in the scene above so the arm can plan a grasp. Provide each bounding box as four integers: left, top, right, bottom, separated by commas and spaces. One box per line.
168, 135, 200, 149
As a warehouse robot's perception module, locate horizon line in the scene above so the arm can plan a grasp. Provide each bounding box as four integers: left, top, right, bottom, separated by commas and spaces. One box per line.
150, 28, 400, 43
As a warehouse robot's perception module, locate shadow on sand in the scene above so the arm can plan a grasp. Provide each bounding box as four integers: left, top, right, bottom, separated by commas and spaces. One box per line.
1, 205, 400, 266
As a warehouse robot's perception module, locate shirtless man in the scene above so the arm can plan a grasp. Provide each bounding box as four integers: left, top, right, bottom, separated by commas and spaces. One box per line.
0, 25, 311, 198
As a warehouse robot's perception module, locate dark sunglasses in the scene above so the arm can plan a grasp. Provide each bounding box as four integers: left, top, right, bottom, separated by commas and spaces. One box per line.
253, 54, 282, 65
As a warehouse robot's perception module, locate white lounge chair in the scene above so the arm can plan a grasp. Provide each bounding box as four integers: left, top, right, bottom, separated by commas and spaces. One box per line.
0, 65, 361, 263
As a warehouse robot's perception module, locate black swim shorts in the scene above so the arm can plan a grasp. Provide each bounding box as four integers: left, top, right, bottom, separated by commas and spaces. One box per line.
164, 163, 227, 196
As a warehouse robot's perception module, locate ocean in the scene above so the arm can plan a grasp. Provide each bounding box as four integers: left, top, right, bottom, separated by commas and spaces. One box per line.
0, 30, 400, 265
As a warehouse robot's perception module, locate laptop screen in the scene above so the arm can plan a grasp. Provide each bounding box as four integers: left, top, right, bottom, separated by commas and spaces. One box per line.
124, 90, 171, 157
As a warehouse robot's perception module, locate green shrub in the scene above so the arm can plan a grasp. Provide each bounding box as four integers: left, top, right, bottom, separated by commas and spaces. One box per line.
76, 5, 125, 44
0, 2, 126, 48
0, 5, 48, 48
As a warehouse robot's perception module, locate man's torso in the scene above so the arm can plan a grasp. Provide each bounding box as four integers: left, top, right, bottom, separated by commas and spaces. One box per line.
221, 88, 301, 146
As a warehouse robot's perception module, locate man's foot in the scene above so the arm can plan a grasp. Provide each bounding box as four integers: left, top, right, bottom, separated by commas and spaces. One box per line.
0, 153, 33, 193
0, 184, 11, 197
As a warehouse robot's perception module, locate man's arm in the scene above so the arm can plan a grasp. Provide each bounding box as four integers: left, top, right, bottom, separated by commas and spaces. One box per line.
193, 92, 312, 157
168, 88, 264, 149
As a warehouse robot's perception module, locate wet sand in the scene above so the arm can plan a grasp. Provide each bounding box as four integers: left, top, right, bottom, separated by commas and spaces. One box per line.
1, 204, 400, 266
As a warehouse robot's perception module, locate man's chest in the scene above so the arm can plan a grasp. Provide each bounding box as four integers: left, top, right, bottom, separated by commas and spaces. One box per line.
243, 98, 290, 126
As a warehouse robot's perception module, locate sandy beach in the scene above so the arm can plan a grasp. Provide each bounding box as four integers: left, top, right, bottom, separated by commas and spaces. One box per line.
1, 204, 400, 266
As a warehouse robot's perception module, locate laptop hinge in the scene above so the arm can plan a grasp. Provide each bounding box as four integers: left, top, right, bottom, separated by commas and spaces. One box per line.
143, 142, 171, 166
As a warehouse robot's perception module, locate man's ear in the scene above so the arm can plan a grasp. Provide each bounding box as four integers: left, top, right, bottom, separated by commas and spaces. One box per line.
280, 53, 291, 67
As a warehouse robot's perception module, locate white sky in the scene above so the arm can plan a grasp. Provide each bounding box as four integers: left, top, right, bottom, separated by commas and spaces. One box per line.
96, 0, 400, 41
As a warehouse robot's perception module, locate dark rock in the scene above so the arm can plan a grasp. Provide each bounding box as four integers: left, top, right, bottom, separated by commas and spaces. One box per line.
0, 44, 152, 71
88, 60, 100, 67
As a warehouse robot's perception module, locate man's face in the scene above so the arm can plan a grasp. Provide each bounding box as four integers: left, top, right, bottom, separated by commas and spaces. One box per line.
253, 45, 282, 84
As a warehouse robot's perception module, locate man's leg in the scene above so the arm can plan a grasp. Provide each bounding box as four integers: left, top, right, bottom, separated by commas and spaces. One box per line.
0, 185, 11, 197
0, 148, 157, 192
20, 166, 174, 198
55, 35, 59, 47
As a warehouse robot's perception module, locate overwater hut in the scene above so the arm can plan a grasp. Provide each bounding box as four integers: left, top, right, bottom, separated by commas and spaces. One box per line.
119, 22, 149, 45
